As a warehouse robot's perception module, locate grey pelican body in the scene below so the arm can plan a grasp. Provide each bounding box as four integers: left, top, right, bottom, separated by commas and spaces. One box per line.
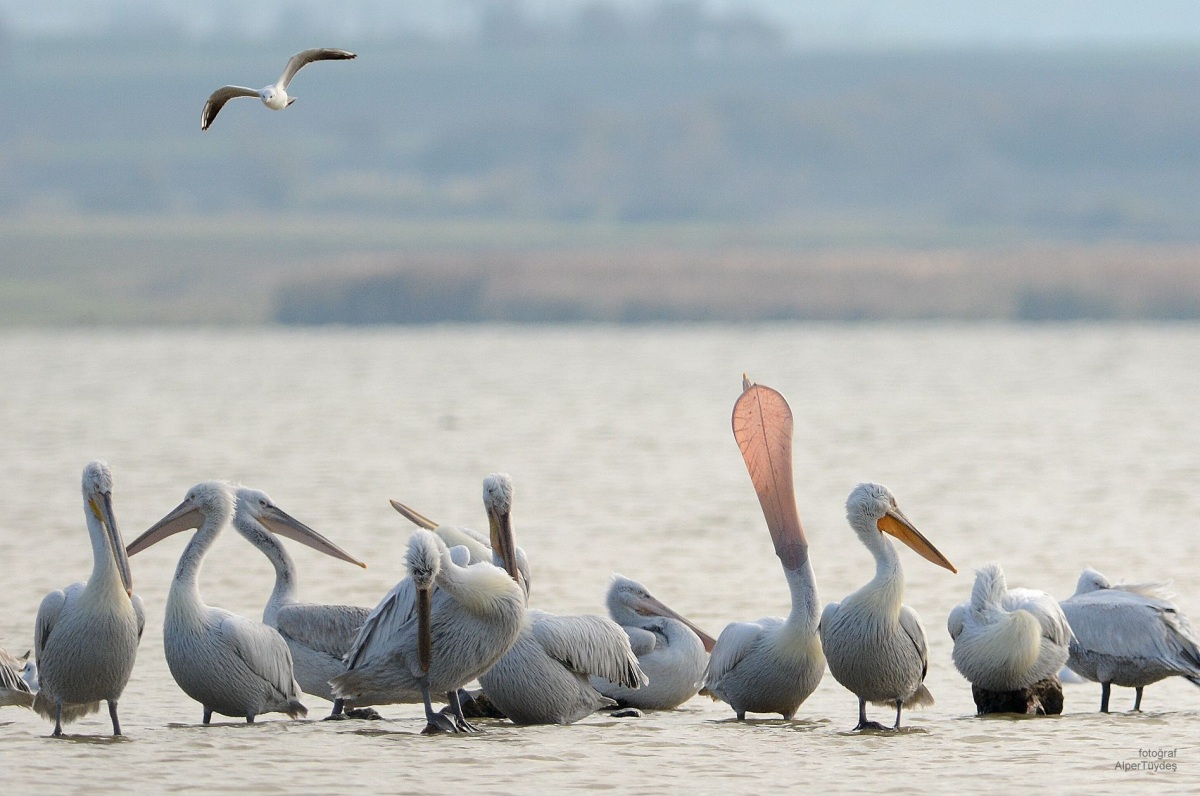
0, 647, 37, 708
703, 378, 825, 720
127, 481, 347, 723
201, 48, 356, 129
33, 461, 144, 736
230, 486, 371, 717
947, 563, 1072, 693
819, 482, 956, 731
591, 574, 716, 711
1060, 568, 1200, 712
332, 479, 527, 733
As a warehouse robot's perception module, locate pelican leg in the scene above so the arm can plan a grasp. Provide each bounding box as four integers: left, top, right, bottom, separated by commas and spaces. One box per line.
1100, 682, 1111, 713
52, 702, 64, 737
246, 714, 255, 724
1133, 687, 1143, 712
893, 699, 903, 730
108, 700, 122, 736
419, 678, 458, 735
853, 698, 890, 731
446, 689, 480, 733
203, 707, 213, 724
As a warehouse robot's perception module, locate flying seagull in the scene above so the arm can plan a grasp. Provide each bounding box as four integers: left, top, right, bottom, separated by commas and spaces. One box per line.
201, 48, 356, 130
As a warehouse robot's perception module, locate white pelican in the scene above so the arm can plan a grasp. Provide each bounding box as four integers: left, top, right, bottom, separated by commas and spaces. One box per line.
126, 481, 355, 723
331, 480, 527, 733
0, 647, 36, 709
819, 482, 956, 731
201, 48, 356, 130
946, 563, 1072, 714
230, 485, 375, 719
398, 474, 645, 725
702, 377, 825, 720
1059, 567, 1200, 712
591, 574, 716, 711
33, 461, 144, 736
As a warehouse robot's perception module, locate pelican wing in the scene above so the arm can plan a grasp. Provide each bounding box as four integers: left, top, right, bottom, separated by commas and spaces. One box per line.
201, 86, 259, 130
1065, 593, 1200, 668
33, 585, 76, 657
217, 613, 301, 700
530, 611, 646, 689
946, 602, 966, 642
344, 579, 417, 669
1004, 587, 1072, 646
276, 603, 370, 657
133, 593, 146, 640
623, 625, 659, 657
705, 618, 779, 688
898, 604, 929, 681
278, 48, 356, 89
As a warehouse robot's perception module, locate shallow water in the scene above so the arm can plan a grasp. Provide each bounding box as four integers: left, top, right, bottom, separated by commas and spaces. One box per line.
1, 324, 1198, 794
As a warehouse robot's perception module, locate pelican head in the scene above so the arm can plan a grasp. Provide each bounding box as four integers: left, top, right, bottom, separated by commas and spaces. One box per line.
406, 530, 442, 674
845, 482, 956, 573
82, 460, 134, 596
608, 574, 717, 652
233, 486, 365, 568
1074, 568, 1111, 595
483, 473, 521, 583
127, 480, 235, 556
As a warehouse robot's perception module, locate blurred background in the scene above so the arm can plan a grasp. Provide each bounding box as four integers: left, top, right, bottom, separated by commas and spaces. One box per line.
0, 0, 1198, 325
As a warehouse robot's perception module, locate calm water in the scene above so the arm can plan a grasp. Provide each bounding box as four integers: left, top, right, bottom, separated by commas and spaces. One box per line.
1, 324, 1198, 794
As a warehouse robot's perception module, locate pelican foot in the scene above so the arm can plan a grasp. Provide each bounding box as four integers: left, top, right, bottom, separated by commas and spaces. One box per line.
344, 707, 383, 720
421, 712, 461, 735
610, 708, 643, 718
323, 713, 349, 722
853, 721, 892, 732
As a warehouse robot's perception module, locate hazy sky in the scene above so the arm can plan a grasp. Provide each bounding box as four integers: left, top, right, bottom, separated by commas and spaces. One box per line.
1, 0, 1198, 47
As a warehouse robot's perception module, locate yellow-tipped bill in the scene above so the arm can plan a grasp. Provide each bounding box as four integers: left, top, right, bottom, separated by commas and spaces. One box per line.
877, 509, 956, 573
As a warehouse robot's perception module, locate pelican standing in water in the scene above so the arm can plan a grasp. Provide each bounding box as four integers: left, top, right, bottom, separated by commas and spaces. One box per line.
591, 574, 716, 711
947, 563, 1072, 714
127, 481, 352, 723
400, 474, 645, 725
201, 48, 356, 130
820, 482, 957, 731
33, 461, 144, 736
0, 647, 37, 709
702, 377, 825, 720
1060, 568, 1200, 712
331, 480, 527, 733
230, 485, 376, 719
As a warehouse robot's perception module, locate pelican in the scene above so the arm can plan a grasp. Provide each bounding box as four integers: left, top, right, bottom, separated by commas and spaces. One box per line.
591, 574, 716, 711
126, 481, 351, 723
33, 461, 144, 736
1059, 567, 1200, 712
0, 647, 36, 709
401, 474, 645, 725
331, 478, 527, 734
230, 485, 375, 719
819, 482, 956, 731
947, 563, 1072, 714
702, 377, 825, 720
201, 48, 356, 130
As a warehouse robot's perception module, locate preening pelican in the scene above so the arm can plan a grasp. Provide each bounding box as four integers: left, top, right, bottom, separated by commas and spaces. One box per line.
230, 485, 374, 719
201, 48, 356, 130
947, 563, 1072, 714
0, 647, 36, 709
591, 574, 716, 711
33, 461, 144, 736
331, 481, 527, 733
1060, 568, 1200, 712
702, 377, 825, 720
127, 481, 343, 723
819, 482, 956, 731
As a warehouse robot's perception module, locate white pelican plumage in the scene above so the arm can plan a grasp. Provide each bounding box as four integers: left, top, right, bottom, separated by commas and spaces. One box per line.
0, 647, 36, 709
591, 574, 716, 711
946, 563, 1072, 714
127, 481, 352, 723
702, 377, 825, 720
1059, 567, 1200, 712
201, 48, 356, 130
230, 485, 374, 719
33, 461, 144, 736
400, 474, 645, 725
819, 482, 956, 731
331, 480, 527, 734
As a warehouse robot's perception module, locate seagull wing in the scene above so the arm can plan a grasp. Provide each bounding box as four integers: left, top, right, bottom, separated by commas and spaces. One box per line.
277, 48, 356, 90
202, 86, 260, 130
